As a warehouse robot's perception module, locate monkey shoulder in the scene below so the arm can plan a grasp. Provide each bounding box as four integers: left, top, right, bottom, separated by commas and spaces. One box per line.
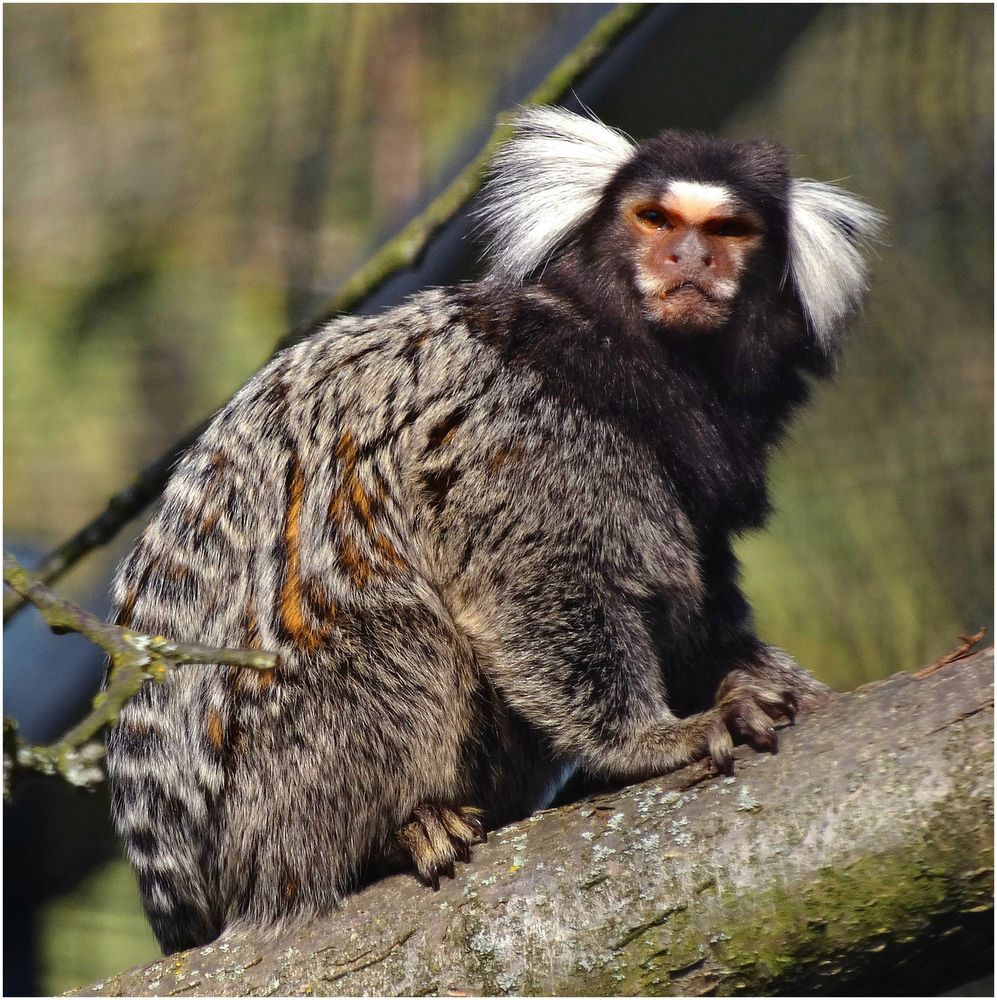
115, 281, 679, 630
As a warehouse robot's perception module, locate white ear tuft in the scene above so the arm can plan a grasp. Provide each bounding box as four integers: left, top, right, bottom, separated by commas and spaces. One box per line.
475, 105, 637, 282
788, 179, 884, 349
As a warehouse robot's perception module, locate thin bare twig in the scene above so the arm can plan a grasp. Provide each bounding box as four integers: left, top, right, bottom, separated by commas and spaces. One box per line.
3, 552, 278, 798
2, 4, 648, 625
913, 628, 988, 679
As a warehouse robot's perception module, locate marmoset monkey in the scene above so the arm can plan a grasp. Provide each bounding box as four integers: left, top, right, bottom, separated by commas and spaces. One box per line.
106, 106, 881, 953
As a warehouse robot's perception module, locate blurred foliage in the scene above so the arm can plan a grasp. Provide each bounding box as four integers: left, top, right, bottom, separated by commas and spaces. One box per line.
38, 853, 158, 997
4, 2, 575, 544
2, 3, 993, 995
723, 3, 993, 684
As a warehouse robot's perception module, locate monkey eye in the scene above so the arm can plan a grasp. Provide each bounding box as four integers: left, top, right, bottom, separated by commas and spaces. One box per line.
634, 206, 671, 230
709, 218, 757, 238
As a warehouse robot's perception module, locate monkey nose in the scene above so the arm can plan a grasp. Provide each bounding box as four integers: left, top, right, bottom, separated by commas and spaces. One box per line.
666, 250, 713, 270
668, 253, 713, 267
667, 237, 712, 267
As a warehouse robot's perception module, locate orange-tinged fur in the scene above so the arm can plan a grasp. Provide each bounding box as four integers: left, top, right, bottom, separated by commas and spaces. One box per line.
207, 711, 224, 750
280, 457, 335, 650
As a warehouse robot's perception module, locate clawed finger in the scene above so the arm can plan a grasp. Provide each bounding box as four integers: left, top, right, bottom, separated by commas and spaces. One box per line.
459, 808, 488, 844
753, 687, 797, 726
732, 701, 779, 753
705, 723, 735, 776
395, 803, 487, 890
730, 684, 797, 727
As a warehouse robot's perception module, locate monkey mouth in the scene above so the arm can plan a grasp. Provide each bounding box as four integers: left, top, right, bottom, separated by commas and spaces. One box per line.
656, 282, 717, 303
648, 281, 733, 332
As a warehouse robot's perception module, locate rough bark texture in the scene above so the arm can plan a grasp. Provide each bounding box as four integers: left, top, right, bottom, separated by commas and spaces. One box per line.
75, 650, 994, 997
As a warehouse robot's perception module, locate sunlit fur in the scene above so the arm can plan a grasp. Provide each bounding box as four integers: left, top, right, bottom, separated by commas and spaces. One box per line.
787, 178, 884, 348
476, 105, 635, 281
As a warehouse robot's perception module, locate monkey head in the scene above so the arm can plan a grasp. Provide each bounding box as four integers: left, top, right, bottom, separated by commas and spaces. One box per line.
478, 107, 881, 356
596, 132, 794, 336
623, 180, 766, 332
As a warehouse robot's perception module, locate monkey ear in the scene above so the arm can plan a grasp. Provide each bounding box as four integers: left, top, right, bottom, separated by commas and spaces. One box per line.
475, 105, 636, 282
787, 179, 884, 351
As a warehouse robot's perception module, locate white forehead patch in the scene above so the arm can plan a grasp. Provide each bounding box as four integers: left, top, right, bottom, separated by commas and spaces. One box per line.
665, 180, 733, 223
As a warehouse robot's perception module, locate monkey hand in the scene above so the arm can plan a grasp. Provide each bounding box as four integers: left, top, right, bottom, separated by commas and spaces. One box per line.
394, 804, 487, 891
718, 643, 834, 715
693, 681, 799, 776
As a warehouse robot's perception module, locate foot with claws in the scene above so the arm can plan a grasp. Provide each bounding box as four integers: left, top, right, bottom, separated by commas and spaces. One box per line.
693, 681, 798, 776
395, 804, 487, 890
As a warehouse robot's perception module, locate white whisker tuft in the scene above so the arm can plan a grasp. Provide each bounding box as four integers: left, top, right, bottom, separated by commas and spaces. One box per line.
475, 105, 636, 282
788, 179, 884, 349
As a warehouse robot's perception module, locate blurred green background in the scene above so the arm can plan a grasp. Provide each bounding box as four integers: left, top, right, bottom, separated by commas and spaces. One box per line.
3, 3, 992, 995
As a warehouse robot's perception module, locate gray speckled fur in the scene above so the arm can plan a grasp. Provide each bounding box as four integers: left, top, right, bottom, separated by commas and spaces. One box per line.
107, 287, 714, 950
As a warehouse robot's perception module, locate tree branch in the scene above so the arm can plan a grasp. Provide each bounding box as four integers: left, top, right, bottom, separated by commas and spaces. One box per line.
73, 649, 994, 996
2, 3, 648, 625
2, 552, 278, 799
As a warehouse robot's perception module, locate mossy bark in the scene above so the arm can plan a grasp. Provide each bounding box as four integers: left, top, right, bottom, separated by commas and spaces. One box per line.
73, 650, 994, 997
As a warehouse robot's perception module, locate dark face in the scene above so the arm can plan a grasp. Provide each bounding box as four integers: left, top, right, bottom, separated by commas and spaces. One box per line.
622, 179, 765, 332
